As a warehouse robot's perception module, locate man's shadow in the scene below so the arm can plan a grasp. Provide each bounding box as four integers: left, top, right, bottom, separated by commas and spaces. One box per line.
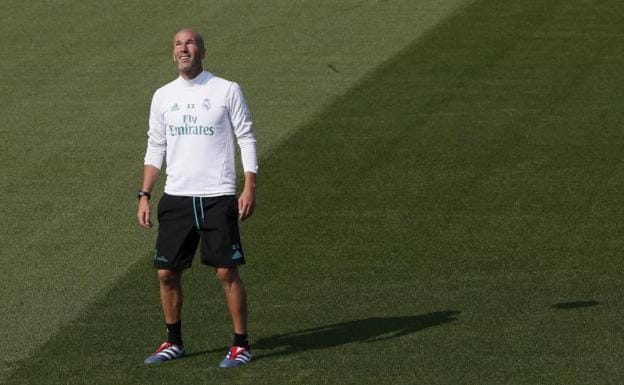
185, 310, 459, 360
252, 310, 460, 360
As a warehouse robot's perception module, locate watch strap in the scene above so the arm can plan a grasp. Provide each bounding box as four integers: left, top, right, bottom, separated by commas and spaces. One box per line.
137, 190, 152, 200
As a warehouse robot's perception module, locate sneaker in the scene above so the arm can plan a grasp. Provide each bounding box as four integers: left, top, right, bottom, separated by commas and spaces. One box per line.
219, 346, 252, 368
144, 342, 185, 364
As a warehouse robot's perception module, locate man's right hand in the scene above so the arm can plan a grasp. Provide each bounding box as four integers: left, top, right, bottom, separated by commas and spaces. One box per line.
137, 197, 153, 229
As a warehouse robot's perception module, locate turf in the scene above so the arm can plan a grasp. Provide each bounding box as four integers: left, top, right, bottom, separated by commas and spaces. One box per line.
4, 0, 624, 383
0, 0, 466, 377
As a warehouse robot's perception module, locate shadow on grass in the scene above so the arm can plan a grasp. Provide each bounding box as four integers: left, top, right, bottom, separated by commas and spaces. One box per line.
552, 300, 600, 310
184, 311, 460, 360
253, 310, 460, 360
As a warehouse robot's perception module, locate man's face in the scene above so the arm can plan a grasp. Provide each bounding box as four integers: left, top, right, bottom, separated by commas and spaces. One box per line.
172, 30, 205, 74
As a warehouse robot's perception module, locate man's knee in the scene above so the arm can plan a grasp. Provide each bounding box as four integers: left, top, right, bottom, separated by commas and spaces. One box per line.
158, 269, 182, 289
215, 267, 241, 284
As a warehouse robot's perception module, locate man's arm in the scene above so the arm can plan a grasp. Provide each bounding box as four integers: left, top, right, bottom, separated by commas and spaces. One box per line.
227, 82, 258, 221
139, 89, 166, 229
238, 171, 256, 221
137, 165, 160, 229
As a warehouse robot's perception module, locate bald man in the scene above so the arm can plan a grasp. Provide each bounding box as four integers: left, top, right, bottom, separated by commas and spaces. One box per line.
138, 28, 257, 368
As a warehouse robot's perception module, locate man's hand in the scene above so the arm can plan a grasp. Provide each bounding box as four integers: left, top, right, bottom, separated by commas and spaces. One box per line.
137, 197, 153, 229
238, 172, 257, 221
137, 165, 160, 229
238, 188, 255, 221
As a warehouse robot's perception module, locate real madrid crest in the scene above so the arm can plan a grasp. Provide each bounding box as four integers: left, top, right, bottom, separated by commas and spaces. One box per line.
202, 98, 211, 110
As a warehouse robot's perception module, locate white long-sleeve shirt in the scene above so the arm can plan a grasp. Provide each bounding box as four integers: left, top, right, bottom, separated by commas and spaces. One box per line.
144, 71, 257, 197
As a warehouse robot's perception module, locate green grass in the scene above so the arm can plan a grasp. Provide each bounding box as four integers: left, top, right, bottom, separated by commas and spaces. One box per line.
4, 0, 624, 383
0, 0, 466, 377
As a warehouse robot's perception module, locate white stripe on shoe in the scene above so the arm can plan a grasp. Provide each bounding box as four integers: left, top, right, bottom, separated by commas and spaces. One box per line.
235, 351, 252, 363
220, 346, 253, 368
144, 342, 185, 364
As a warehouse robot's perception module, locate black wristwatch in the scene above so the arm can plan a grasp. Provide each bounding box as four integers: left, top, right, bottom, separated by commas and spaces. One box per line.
137, 190, 152, 200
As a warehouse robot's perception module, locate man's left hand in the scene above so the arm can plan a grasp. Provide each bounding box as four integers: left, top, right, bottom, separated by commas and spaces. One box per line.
238, 189, 255, 221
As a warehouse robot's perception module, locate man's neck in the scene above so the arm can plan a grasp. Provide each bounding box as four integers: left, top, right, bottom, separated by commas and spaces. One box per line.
180, 67, 203, 80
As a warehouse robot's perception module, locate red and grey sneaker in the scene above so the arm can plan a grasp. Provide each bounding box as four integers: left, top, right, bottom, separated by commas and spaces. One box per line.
144, 342, 185, 364
219, 346, 253, 368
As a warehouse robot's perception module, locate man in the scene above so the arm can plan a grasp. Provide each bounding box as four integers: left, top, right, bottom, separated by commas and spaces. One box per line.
137, 28, 257, 368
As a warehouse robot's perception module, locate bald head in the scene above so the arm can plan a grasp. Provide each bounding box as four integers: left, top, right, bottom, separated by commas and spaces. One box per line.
172, 28, 206, 79
173, 28, 205, 50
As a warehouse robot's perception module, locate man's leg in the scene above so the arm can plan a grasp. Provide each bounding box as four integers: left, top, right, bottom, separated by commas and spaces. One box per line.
216, 266, 253, 368
159, 269, 183, 324
144, 269, 185, 364
215, 267, 247, 335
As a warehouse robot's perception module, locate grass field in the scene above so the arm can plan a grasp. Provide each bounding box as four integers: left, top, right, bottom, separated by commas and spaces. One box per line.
2, 0, 624, 384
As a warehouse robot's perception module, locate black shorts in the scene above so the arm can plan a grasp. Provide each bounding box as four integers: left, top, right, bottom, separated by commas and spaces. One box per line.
153, 194, 245, 270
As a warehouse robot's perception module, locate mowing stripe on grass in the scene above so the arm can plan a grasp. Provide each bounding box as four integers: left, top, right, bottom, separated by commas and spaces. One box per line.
0, 0, 469, 380
6, 0, 624, 384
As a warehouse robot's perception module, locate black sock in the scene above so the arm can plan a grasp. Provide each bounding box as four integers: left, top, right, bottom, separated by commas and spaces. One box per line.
233, 333, 249, 349
166, 321, 183, 346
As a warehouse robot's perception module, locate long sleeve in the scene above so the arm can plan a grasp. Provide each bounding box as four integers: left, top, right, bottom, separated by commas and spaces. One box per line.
144, 90, 167, 169
227, 83, 258, 174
